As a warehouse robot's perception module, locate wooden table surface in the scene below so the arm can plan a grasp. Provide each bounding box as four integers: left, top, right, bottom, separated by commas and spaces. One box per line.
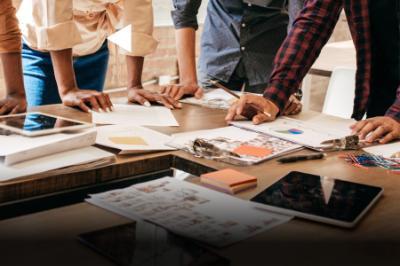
1, 100, 399, 266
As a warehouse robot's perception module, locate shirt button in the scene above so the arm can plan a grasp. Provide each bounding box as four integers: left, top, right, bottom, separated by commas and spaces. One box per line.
242, 23, 246, 28
241, 46, 246, 51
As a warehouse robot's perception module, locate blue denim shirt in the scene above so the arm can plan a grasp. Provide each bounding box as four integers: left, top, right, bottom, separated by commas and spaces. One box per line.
172, 0, 304, 86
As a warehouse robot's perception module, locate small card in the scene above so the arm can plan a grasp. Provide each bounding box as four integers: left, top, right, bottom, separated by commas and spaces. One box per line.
109, 136, 148, 146
233, 145, 272, 158
201, 168, 257, 187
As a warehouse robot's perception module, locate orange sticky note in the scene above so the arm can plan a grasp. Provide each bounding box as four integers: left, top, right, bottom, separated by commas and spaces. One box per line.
201, 169, 257, 187
233, 145, 272, 158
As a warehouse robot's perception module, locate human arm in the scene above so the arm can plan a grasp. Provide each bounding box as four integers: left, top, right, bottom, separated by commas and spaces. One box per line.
351, 84, 400, 144
0, 0, 26, 115
226, 0, 343, 123
160, 0, 203, 100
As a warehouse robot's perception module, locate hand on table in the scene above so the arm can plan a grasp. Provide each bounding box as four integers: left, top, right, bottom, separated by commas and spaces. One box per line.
160, 83, 204, 101
61, 88, 113, 113
351, 116, 400, 144
283, 95, 303, 115
225, 94, 280, 124
0, 94, 27, 115
128, 86, 182, 109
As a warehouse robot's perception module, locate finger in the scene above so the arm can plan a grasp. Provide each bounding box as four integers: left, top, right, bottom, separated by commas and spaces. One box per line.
235, 96, 250, 116
283, 102, 297, 115
164, 95, 182, 109
169, 86, 181, 99
194, 87, 204, 99
10, 105, 20, 114
0, 102, 13, 115
163, 86, 172, 96
252, 113, 270, 125
104, 94, 114, 111
86, 96, 100, 112
225, 103, 239, 122
77, 101, 91, 113
367, 126, 389, 143
96, 93, 110, 112
293, 104, 302, 115
155, 95, 174, 109
159, 86, 167, 94
351, 120, 367, 133
358, 122, 378, 140
132, 93, 149, 106
381, 132, 396, 144
174, 88, 186, 101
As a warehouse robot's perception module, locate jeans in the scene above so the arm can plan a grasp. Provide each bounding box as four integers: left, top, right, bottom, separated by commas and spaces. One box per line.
22, 41, 109, 106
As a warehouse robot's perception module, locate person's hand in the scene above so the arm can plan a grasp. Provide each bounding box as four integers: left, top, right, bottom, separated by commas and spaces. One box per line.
0, 94, 27, 115
225, 94, 280, 124
160, 83, 204, 101
283, 94, 302, 115
350, 116, 400, 144
61, 89, 113, 113
128, 86, 182, 109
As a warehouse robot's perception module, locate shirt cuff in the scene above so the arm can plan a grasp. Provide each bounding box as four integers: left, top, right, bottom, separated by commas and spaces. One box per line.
119, 32, 158, 57
171, 10, 199, 30
29, 21, 82, 51
263, 82, 293, 112
385, 106, 400, 123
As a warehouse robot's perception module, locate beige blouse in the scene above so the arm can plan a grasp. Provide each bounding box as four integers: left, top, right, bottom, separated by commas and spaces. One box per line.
0, 0, 21, 53
17, 0, 158, 57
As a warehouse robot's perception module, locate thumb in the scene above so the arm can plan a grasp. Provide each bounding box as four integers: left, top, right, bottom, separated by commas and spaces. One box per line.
194, 88, 204, 99
252, 112, 274, 125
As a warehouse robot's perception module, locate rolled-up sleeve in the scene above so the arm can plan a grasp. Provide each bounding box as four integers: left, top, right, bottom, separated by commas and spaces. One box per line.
122, 0, 158, 57
0, 0, 21, 53
171, 0, 202, 30
385, 84, 400, 122
17, 0, 82, 51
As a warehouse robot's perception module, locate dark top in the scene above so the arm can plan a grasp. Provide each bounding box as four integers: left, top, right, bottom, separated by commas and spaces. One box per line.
171, 0, 304, 86
367, 0, 400, 117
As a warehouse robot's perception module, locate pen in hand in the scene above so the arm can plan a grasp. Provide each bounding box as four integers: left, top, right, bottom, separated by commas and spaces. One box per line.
277, 153, 327, 163
209, 80, 272, 118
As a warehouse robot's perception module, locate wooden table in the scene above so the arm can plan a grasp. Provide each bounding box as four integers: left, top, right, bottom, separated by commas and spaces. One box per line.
0, 102, 399, 266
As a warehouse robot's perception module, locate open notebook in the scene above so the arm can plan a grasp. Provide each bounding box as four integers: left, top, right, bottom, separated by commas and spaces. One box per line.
167, 126, 302, 165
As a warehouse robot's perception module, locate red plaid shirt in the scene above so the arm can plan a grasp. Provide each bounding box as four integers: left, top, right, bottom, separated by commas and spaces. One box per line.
263, 0, 400, 121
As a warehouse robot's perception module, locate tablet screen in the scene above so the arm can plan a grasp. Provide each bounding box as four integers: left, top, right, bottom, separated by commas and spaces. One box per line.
251, 171, 382, 223
0, 113, 82, 132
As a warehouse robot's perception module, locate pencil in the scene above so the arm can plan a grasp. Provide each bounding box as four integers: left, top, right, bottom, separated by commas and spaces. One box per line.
209, 80, 272, 117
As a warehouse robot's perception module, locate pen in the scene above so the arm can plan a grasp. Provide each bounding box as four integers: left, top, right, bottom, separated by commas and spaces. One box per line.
209, 80, 272, 118
277, 153, 327, 163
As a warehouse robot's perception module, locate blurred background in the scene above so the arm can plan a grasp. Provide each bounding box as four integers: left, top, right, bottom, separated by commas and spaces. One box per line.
0, 0, 351, 112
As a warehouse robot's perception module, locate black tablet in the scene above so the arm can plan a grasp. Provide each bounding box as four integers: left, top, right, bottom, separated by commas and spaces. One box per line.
251, 171, 383, 228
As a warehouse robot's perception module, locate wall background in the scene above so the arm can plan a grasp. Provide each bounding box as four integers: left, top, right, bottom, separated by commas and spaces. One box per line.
0, 1, 350, 112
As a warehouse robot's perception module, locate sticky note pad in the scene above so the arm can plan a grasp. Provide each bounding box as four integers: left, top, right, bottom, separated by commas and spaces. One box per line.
201, 169, 257, 187
233, 145, 272, 158
109, 136, 148, 146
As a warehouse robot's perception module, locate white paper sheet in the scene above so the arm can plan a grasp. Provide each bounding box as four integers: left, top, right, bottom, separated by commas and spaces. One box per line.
0, 146, 115, 182
92, 104, 179, 127
168, 126, 302, 165
87, 177, 291, 247
364, 142, 400, 158
0, 129, 97, 166
180, 88, 237, 110
231, 112, 355, 149
96, 125, 176, 154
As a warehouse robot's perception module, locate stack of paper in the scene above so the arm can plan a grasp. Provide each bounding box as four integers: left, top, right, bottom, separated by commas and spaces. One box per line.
230, 113, 355, 150
364, 142, 400, 159
167, 126, 302, 165
0, 146, 115, 182
96, 125, 176, 155
92, 104, 179, 127
200, 169, 257, 194
0, 129, 97, 166
87, 177, 291, 247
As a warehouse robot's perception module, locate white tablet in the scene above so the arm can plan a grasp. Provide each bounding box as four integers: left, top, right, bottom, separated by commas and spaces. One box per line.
251, 171, 383, 228
0, 112, 93, 137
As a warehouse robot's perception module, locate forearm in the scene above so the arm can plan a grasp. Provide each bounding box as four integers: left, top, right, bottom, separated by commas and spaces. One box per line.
126, 56, 144, 89
0, 52, 25, 97
175, 28, 197, 85
50, 49, 78, 96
